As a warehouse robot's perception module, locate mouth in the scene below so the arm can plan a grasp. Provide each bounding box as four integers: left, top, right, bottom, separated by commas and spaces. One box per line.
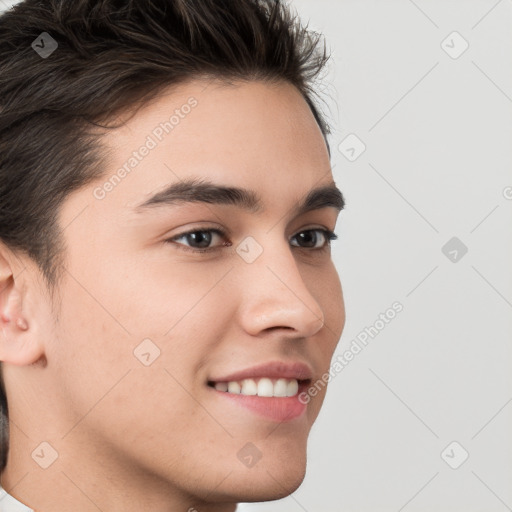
206, 377, 312, 422
206, 377, 311, 398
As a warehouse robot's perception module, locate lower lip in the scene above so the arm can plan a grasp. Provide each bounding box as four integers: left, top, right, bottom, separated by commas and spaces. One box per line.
208, 382, 309, 422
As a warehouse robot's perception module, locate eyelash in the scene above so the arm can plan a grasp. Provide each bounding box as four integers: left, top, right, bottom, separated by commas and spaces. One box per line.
165, 227, 338, 255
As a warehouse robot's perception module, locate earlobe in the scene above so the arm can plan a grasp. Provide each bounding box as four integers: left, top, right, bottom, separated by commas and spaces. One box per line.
0, 286, 41, 367
0, 246, 42, 366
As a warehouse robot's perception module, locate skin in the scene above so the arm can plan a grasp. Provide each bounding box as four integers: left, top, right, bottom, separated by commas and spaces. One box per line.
0, 79, 345, 512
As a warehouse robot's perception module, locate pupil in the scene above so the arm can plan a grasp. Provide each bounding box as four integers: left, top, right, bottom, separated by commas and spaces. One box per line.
299, 231, 316, 247
188, 231, 211, 248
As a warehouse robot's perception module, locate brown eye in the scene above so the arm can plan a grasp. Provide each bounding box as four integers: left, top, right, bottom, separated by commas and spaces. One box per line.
166, 228, 231, 253
165, 227, 337, 255
179, 230, 214, 249
291, 229, 338, 249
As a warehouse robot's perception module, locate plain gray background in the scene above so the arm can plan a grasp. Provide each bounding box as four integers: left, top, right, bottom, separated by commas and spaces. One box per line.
1, 0, 511, 511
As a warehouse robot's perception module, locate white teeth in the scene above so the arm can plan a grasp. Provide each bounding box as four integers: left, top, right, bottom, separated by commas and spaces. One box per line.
212, 377, 301, 397
227, 381, 241, 394
286, 379, 299, 397
241, 379, 258, 395
257, 378, 274, 397
274, 378, 288, 397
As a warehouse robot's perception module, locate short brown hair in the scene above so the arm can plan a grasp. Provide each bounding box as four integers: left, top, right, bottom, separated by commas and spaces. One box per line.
0, 0, 331, 472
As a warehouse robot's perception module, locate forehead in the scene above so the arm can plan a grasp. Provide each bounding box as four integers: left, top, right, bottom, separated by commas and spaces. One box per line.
93, 79, 333, 215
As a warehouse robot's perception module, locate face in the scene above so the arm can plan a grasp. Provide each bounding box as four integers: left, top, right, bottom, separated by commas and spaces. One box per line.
3, 79, 345, 508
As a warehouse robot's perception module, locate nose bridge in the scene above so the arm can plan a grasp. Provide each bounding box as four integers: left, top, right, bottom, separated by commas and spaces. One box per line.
236, 233, 325, 336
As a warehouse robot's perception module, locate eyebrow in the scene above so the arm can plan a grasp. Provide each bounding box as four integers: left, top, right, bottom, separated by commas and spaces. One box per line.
134, 177, 345, 216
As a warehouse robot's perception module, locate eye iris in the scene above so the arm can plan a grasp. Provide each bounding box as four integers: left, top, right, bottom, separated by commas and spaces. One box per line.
298, 231, 318, 247
187, 231, 212, 248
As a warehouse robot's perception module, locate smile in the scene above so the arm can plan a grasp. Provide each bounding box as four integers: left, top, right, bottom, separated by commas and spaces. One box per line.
207, 377, 312, 422
207, 377, 306, 397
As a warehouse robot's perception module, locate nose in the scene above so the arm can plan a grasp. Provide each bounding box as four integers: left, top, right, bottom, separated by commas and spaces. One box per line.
236, 235, 325, 339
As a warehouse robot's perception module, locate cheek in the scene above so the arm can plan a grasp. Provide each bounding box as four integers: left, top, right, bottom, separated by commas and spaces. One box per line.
315, 262, 345, 351
301, 265, 344, 417
49, 282, 213, 449
103, 255, 231, 340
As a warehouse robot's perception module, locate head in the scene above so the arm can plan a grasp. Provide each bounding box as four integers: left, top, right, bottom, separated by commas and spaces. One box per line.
0, 0, 345, 508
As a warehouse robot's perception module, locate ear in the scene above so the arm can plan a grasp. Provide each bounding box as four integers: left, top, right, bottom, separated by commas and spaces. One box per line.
0, 242, 45, 366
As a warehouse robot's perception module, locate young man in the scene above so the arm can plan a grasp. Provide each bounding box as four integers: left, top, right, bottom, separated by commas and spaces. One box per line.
0, 0, 346, 510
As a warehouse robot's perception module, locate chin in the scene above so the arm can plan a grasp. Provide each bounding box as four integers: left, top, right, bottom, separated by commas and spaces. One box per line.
223, 447, 308, 503
228, 467, 307, 503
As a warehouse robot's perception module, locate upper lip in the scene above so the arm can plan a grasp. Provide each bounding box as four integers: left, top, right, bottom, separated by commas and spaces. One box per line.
208, 360, 313, 383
